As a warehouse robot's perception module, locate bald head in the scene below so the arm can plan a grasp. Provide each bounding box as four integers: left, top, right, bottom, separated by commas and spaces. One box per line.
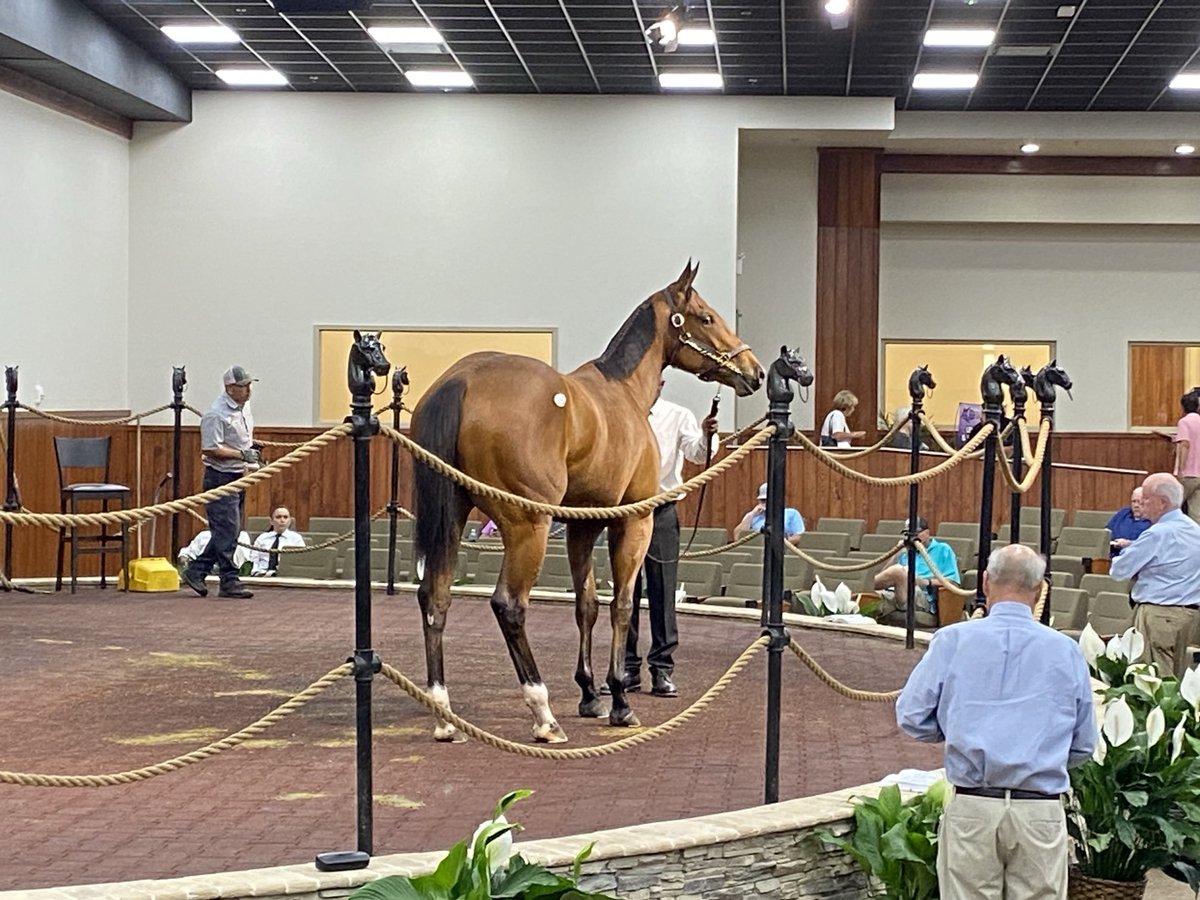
1141, 473, 1183, 523
983, 543, 1046, 610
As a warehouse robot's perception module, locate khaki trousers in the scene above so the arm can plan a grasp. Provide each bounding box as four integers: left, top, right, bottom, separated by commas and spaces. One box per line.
937, 791, 1067, 900
1183, 477, 1200, 527
1133, 603, 1199, 679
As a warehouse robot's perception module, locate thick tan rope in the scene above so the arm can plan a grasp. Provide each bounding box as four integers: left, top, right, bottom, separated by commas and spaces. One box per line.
377, 638, 768, 759
15, 403, 173, 426
184, 505, 405, 554
918, 414, 1015, 460
380, 423, 776, 521
679, 532, 762, 559
995, 419, 1052, 494
914, 542, 973, 598
0, 664, 351, 787
785, 540, 903, 572
1018, 418, 1035, 462
0, 423, 351, 529
817, 416, 908, 460
787, 638, 902, 701
792, 423, 994, 487
722, 416, 767, 448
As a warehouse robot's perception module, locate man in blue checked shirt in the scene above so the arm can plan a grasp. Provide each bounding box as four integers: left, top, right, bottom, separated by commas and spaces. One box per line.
897, 543, 1096, 899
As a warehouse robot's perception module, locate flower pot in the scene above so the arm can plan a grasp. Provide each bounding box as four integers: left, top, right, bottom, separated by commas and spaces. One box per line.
1068, 868, 1147, 900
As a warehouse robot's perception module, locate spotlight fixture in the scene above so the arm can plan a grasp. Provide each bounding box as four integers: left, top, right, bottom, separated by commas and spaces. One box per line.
1176, 144, 1197, 156
825, 0, 850, 14
646, 13, 679, 52
1021, 143, 1040, 154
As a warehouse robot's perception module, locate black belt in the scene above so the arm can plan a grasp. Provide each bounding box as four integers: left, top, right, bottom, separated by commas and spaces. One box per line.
955, 786, 1062, 801
1136, 602, 1200, 611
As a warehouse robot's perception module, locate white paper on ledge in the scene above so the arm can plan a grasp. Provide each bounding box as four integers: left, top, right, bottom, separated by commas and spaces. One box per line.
880, 769, 943, 792
822, 614, 877, 626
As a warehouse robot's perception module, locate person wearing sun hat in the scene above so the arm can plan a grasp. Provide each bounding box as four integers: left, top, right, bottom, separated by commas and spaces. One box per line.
180, 365, 261, 600
733, 482, 806, 545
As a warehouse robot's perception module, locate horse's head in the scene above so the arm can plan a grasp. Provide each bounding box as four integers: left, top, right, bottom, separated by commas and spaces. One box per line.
1010, 366, 1034, 409
172, 366, 187, 397
1034, 359, 1073, 405
980, 354, 1024, 406
352, 330, 391, 379
767, 346, 813, 399
908, 365, 936, 401
661, 261, 764, 397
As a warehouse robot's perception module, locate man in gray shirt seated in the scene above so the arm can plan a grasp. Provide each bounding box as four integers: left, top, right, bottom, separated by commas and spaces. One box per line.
896, 543, 1096, 899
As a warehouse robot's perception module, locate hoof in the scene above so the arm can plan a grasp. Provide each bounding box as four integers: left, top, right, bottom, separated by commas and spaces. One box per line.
608, 708, 641, 728
533, 721, 569, 743
434, 724, 467, 743
578, 697, 609, 719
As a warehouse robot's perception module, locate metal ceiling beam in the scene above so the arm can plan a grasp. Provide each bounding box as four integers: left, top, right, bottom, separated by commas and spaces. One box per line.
963, 0, 1012, 110
1149, 42, 1200, 110
1085, 1, 1163, 110
630, 0, 661, 89
703, 0, 725, 91
0, 0, 190, 120
844, 11, 858, 96
269, 3, 357, 91
195, 0, 296, 91
1024, 0, 1089, 111
779, 0, 787, 95
482, 0, 540, 93
901, 0, 938, 110
558, 0, 600, 92
347, 9, 408, 85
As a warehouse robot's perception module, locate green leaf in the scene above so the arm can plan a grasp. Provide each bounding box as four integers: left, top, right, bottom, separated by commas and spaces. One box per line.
1121, 790, 1149, 808
571, 842, 594, 882
876, 784, 903, 825
1114, 815, 1138, 849
880, 822, 925, 863
349, 876, 429, 900
493, 790, 534, 821
492, 857, 565, 898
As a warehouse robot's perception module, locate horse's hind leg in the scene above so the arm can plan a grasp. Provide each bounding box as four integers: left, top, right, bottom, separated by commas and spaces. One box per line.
567, 521, 607, 718
417, 504, 471, 743
605, 513, 653, 728
490, 514, 567, 743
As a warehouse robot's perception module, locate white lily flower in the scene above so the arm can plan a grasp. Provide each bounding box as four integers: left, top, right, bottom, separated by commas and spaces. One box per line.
1129, 665, 1162, 697
1147, 706, 1166, 747
468, 816, 514, 874
1105, 634, 1125, 662
1102, 696, 1135, 747
1181, 667, 1200, 710
1078, 624, 1105, 668
1172, 715, 1188, 763
1119, 628, 1145, 664
1093, 734, 1107, 764
834, 582, 853, 614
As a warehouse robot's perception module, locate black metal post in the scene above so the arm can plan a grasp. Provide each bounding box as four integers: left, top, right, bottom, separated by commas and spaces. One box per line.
170, 367, 186, 560
1034, 362, 1071, 626
903, 368, 934, 648
760, 348, 810, 805
1008, 370, 1030, 547
974, 392, 1003, 616
3, 367, 17, 579
386, 368, 408, 596
315, 337, 389, 873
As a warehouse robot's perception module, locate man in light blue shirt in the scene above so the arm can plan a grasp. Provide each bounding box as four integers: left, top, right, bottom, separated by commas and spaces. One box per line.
1111, 473, 1200, 678
873, 516, 960, 616
897, 543, 1095, 899
733, 482, 805, 545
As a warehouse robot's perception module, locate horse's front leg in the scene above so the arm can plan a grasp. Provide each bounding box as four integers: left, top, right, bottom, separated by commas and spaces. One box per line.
567, 521, 607, 718
605, 514, 653, 728
490, 515, 567, 743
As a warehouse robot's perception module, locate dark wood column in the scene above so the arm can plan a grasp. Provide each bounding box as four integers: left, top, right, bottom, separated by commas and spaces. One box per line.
815, 148, 882, 436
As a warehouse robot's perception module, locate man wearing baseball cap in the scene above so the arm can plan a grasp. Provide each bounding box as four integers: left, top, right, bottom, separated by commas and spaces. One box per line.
733, 482, 806, 545
180, 366, 261, 600
873, 516, 960, 616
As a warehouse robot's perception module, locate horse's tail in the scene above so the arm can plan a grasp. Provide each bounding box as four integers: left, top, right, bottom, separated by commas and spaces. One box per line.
413, 377, 469, 577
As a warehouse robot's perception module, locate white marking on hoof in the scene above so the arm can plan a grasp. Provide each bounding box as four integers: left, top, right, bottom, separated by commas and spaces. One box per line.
429, 683, 459, 742
522, 682, 565, 742
553, 392, 566, 408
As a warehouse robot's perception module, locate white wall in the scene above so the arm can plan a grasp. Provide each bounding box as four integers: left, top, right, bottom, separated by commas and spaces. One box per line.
735, 140, 818, 428
880, 222, 1200, 431
0, 90, 128, 410
128, 93, 892, 427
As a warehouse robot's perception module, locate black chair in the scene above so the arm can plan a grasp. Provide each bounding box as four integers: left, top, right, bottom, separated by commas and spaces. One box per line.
54, 436, 130, 594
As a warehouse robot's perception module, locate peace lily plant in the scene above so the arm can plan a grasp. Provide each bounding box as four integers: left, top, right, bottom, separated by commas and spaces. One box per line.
792, 577, 869, 618
1069, 624, 1200, 891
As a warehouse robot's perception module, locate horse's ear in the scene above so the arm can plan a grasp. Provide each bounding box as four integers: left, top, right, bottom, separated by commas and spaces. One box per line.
1050, 358, 1058, 367
674, 260, 692, 287
354, 329, 362, 342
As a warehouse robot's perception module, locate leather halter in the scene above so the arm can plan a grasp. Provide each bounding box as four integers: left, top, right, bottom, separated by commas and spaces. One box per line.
660, 290, 752, 380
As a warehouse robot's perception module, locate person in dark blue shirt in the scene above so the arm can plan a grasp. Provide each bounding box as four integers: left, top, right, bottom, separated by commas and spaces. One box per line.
1106, 487, 1151, 557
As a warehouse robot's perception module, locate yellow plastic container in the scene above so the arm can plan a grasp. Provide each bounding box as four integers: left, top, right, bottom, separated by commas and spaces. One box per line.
119, 557, 181, 592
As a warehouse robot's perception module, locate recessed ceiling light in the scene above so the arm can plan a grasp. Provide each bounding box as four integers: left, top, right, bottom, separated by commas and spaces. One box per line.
216, 67, 288, 86
161, 24, 239, 44
659, 71, 724, 90
1176, 144, 1197, 156
912, 72, 979, 90
367, 26, 443, 45
404, 68, 473, 88
1170, 73, 1200, 91
677, 27, 716, 46
923, 28, 995, 48
825, 0, 850, 14
1021, 143, 1040, 154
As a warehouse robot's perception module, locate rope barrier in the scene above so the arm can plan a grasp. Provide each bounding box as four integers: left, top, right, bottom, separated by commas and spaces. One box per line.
995, 419, 1052, 494
784, 540, 903, 572
15, 403, 174, 426
379, 423, 776, 521
184, 504, 405, 555
0, 664, 351, 787
678, 532, 762, 559
787, 639, 902, 702
918, 414, 1016, 460
817, 416, 908, 460
1018, 418, 1035, 463
792, 423, 994, 487
377, 638, 768, 759
914, 542, 974, 598
721, 416, 767, 449
0, 423, 351, 529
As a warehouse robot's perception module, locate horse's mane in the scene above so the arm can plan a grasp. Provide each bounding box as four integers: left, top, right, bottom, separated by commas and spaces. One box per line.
594, 299, 657, 382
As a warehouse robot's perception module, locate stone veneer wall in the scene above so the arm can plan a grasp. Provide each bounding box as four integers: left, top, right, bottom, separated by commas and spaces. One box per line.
9, 782, 894, 900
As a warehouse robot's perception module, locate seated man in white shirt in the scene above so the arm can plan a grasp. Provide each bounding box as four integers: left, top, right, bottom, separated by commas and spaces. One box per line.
250, 506, 306, 576
180, 529, 253, 573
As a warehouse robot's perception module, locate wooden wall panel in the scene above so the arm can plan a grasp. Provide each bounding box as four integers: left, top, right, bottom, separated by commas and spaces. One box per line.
1130, 344, 1188, 428
816, 148, 881, 439
2, 413, 1169, 578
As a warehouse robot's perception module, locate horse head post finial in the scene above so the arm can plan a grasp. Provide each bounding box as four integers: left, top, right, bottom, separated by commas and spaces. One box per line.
346, 330, 391, 435
1034, 359, 1073, 408
4, 366, 16, 403
766, 346, 810, 436
908, 365, 936, 405
172, 366, 187, 401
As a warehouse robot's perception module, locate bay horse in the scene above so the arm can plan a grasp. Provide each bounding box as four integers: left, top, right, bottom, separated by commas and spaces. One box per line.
411, 262, 763, 743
